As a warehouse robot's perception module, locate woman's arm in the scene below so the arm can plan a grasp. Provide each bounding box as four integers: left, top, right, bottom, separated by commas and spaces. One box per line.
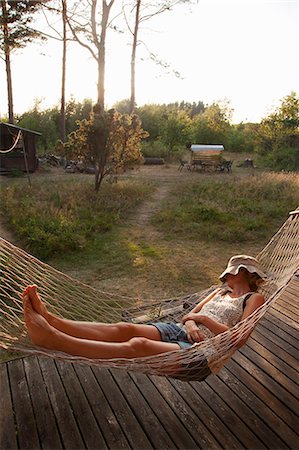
185, 314, 229, 335
184, 320, 206, 342
234, 293, 265, 348
181, 288, 221, 324
183, 292, 265, 336
241, 293, 264, 320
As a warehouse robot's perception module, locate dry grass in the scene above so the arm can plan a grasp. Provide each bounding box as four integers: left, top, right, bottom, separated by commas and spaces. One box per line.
1, 164, 298, 300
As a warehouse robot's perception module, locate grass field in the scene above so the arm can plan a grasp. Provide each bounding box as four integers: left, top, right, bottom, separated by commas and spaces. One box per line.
1, 161, 298, 299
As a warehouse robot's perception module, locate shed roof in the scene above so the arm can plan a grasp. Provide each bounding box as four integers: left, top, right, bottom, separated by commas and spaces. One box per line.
0, 122, 42, 136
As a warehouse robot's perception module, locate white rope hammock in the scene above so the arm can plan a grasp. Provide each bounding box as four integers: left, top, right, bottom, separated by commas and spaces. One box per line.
0, 130, 22, 153
0, 209, 298, 381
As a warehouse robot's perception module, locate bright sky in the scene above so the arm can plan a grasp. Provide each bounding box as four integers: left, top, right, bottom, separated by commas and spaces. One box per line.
0, 0, 298, 123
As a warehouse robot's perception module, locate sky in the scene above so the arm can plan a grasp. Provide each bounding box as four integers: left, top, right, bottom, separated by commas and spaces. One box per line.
0, 0, 298, 123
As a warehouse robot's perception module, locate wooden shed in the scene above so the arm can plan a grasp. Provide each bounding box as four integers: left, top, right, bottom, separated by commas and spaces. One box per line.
0, 122, 41, 173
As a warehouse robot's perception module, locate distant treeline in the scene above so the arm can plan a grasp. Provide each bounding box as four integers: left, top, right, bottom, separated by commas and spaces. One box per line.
13, 92, 299, 171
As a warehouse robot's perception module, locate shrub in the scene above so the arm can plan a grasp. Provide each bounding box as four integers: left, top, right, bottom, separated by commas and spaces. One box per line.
1, 176, 152, 259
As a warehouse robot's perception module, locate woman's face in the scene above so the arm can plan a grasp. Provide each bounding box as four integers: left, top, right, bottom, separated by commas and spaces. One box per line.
225, 269, 248, 286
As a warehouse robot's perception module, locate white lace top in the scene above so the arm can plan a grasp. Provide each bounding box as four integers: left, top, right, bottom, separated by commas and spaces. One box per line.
183, 290, 254, 339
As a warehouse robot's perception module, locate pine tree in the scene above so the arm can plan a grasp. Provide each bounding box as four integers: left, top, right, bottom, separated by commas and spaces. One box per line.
0, 0, 44, 123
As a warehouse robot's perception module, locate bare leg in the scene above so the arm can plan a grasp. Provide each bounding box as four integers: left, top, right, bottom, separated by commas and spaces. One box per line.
23, 294, 180, 359
24, 285, 161, 342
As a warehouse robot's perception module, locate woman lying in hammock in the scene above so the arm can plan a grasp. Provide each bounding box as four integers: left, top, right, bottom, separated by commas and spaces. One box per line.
23, 255, 266, 361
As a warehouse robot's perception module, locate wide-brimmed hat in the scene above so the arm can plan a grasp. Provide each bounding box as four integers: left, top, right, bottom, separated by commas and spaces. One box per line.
219, 255, 267, 282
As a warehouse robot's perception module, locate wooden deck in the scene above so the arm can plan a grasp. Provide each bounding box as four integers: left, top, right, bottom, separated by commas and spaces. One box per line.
1, 290, 298, 450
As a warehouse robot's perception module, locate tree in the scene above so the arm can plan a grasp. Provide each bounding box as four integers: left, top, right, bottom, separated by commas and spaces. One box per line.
257, 91, 299, 170
112, 98, 132, 114
66, 0, 115, 108
160, 109, 191, 156
123, 0, 196, 114
60, 0, 67, 141
17, 97, 93, 153
0, 0, 44, 123
135, 103, 164, 141
225, 122, 259, 153
63, 104, 147, 191
42, 0, 69, 141
189, 102, 231, 145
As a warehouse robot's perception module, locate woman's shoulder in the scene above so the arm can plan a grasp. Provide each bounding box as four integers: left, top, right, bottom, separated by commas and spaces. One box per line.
244, 292, 265, 307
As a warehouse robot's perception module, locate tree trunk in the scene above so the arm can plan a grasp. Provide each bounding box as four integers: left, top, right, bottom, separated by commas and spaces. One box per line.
95, 0, 115, 108
1, 0, 14, 124
97, 1, 109, 108
60, 0, 67, 142
94, 165, 105, 191
130, 0, 141, 114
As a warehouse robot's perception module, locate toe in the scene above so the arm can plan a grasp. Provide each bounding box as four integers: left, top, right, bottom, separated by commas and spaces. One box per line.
29, 285, 39, 300
23, 293, 30, 309
22, 286, 31, 297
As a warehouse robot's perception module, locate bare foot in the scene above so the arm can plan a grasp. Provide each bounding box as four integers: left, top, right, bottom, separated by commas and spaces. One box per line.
26, 285, 50, 320
23, 293, 58, 350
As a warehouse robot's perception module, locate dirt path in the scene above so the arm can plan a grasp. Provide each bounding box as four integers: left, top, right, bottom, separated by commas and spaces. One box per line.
127, 165, 193, 227
130, 183, 171, 227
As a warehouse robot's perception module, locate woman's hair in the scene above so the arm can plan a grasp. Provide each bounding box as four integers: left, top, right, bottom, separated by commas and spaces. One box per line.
245, 270, 263, 292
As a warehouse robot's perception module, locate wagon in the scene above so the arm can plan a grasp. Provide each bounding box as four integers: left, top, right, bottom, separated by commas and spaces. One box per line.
188, 144, 232, 172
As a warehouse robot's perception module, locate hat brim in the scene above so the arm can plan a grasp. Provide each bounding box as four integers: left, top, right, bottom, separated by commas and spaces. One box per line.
219, 264, 267, 282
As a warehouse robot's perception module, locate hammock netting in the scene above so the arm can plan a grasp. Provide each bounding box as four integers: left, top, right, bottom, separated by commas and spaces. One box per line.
0, 209, 298, 381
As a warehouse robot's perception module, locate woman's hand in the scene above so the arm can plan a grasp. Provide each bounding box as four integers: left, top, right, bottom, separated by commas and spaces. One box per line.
181, 313, 206, 325
184, 320, 205, 343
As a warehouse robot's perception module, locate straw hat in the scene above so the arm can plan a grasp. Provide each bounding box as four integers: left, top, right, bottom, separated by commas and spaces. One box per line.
219, 255, 267, 282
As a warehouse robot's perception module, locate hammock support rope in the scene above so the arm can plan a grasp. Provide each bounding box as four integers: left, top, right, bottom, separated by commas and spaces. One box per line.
0, 209, 298, 381
0, 129, 22, 153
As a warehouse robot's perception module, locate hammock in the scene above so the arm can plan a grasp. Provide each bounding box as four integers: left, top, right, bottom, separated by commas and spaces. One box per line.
0, 209, 298, 381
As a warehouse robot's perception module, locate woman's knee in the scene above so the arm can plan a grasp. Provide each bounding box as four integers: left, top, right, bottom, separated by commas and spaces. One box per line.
127, 337, 152, 356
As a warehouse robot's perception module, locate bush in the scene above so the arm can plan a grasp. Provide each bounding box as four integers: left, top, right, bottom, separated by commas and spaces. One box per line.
141, 140, 168, 158
262, 146, 299, 171
1, 176, 152, 259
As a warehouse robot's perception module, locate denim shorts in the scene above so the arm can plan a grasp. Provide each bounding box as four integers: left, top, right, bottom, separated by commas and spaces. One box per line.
150, 322, 193, 350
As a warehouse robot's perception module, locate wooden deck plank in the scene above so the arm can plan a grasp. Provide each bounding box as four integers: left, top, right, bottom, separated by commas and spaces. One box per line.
168, 376, 243, 449
224, 360, 299, 449
23, 357, 62, 450
7, 359, 40, 450
276, 298, 299, 316
194, 376, 265, 449
256, 322, 299, 361
248, 334, 299, 386
272, 302, 299, 321
74, 364, 130, 450
92, 366, 153, 449
55, 359, 108, 449
207, 370, 287, 449
143, 373, 222, 449
265, 312, 299, 340
268, 308, 299, 333
261, 315, 299, 347
252, 327, 299, 372
111, 369, 177, 449
38, 356, 86, 449
129, 370, 201, 449
239, 345, 299, 401
0, 363, 18, 450
232, 352, 299, 432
